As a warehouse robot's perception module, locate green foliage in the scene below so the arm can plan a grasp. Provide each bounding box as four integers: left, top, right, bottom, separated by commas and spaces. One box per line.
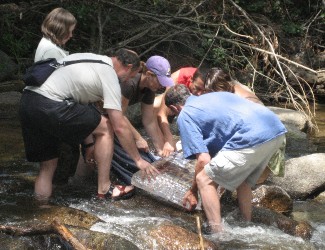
282, 21, 302, 36
244, 1, 266, 12
1, 33, 32, 62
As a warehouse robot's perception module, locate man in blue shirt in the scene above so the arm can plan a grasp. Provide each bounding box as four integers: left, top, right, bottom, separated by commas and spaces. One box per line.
165, 84, 287, 233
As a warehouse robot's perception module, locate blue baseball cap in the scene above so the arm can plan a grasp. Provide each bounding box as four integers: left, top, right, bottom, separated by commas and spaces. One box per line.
146, 56, 174, 87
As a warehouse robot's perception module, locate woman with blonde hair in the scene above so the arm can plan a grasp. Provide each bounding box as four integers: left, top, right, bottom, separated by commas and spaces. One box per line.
34, 7, 77, 61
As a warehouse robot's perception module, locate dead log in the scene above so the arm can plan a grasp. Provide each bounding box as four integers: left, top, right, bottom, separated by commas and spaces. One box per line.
0, 218, 89, 250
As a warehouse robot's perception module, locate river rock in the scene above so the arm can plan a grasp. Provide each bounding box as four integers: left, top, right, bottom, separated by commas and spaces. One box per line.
0, 91, 21, 119
250, 207, 314, 240
69, 226, 139, 250
314, 191, 325, 203
267, 153, 325, 200
268, 106, 318, 156
268, 106, 313, 133
148, 224, 217, 250
252, 185, 293, 213
0, 51, 18, 82
33, 206, 100, 228
0, 202, 101, 229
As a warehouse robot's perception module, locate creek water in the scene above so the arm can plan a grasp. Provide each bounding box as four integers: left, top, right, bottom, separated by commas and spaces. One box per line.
0, 104, 325, 249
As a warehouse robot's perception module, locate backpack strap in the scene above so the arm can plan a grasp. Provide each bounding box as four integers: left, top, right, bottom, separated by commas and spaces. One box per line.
62, 59, 111, 67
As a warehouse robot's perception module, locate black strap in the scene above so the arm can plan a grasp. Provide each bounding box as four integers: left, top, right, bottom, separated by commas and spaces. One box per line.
50, 58, 112, 69
60, 59, 111, 67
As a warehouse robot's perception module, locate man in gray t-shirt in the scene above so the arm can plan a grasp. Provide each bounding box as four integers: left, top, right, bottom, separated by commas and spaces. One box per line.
20, 49, 159, 201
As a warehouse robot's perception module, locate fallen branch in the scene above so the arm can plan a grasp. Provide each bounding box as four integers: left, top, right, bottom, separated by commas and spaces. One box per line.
0, 218, 89, 250
196, 216, 204, 250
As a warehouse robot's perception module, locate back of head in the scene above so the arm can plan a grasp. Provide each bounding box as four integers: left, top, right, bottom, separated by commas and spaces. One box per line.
165, 84, 191, 107
193, 67, 209, 82
110, 48, 140, 72
41, 7, 77, 45
205, 67, 234, 93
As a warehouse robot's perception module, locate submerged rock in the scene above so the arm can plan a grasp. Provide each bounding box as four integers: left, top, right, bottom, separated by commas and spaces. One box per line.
148, 224, 217, 250
69, 226, 139, 250
251, 207, 314, 240
252, 185, 293, 213
0, 201, 100, 229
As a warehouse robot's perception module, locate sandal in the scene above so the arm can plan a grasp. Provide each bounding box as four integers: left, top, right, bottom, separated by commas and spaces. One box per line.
97, 184, 135, 201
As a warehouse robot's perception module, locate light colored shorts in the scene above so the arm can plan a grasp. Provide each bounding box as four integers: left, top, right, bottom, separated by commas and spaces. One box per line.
204, 134, 285, 191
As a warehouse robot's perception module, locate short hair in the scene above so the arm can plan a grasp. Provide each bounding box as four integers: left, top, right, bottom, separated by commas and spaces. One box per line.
41, 8, 77, 45
193, 67, 209, 82
165, 84, 191, 107
109, 48, 140, 71
205, 67, 235, 93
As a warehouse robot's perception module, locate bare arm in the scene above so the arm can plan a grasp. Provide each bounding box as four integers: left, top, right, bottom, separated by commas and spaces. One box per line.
183, 152, 211, 210
106, 108, 159, 177
157, 95, 176, 153
234, 83, 263, 105
121, 96, 149, 152
141, 102, 165, 155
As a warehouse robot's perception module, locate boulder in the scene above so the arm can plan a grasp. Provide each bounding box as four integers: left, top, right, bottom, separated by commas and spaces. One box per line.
251, 207, 313, 240
268, 106, 313, 133
252, 185, 293, 213
0, 91, 21, 119
148, 224, 217, 250
0, 51, 18, 82
268, 106, 318, 156
268, 153, 325, 199
69, 226, 140, 250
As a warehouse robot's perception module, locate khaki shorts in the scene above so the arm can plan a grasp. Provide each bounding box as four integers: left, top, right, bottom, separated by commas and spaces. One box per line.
204, 134, 285, 191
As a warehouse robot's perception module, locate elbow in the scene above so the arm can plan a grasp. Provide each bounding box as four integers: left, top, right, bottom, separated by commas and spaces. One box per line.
113, 126, 124, 137
111, 119, 128, 136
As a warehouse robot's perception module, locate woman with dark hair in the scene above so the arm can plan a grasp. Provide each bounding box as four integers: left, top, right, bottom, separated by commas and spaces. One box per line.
34, 7, 77, 61
204, 67, 263, 104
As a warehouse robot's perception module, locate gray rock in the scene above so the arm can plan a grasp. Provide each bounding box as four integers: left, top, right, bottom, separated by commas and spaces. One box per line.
268, 153, 325, 199
0, 51, 18, 81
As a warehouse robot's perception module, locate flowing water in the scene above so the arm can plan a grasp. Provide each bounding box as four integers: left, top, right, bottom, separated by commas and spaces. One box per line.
0, 104, 325, 249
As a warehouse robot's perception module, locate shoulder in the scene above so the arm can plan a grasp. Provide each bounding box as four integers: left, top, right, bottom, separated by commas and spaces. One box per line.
120, 73, 141, 97
35, 38, 68, 61
180, 67, 197, 75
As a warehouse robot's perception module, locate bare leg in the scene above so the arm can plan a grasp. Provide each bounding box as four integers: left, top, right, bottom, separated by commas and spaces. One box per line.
196, 169, 223, 232
35, 158, 58, 199
73, 154, 94, 177
256, 167, 271, 184
236, 181, 252, 221
92, 116, 133, 196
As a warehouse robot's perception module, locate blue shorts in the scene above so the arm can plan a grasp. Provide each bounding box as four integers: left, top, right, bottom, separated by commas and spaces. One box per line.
19, 90, 101, 162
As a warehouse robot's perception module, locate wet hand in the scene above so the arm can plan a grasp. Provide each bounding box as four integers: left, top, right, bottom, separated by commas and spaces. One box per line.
135, 137, 149, 152
183, 189, 198, 211
161, 142, 175, 157
139, 160, 159, 181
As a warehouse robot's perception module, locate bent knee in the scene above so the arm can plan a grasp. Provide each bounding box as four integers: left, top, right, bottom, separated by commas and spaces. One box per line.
196, 169, 212, 187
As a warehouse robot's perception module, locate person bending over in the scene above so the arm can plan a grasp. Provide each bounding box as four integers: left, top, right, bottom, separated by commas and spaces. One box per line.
164, 84, 287, 233
19, 49, 159, 201
120, 56, 174, 157
204, 67, 286, 183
